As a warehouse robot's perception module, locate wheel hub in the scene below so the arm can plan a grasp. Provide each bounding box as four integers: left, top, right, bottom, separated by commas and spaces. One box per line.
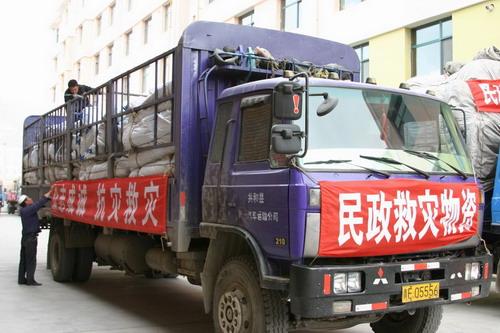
217, 290, 248, 332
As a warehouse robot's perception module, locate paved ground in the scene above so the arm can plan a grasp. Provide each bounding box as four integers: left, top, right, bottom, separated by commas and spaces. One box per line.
0, 209, 499, 332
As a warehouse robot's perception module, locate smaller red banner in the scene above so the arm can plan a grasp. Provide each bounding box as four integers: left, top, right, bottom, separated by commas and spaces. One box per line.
466, 79, 500, 112
51, 175, 168, 234
319, 179, 480, 257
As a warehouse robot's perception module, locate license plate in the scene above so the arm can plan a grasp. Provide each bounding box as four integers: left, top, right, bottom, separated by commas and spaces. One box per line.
402, 282, 440, 303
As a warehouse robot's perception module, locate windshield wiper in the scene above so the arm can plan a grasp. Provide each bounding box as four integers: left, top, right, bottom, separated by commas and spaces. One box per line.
403, 149, 468, 180
359, 155, 430, 179
305, 159, 391, 178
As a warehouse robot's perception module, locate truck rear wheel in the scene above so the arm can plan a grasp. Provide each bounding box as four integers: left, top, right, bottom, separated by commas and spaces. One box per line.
370, 306, 443, 333
213, 256, 288, 333
72, 247, 94, 282
49, 231, 76, 282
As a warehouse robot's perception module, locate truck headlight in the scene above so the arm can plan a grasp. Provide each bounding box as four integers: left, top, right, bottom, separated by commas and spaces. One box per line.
334, 272, 362, 294
348, 272, 362, 292
309, 188, 321, 207
465, 262, 481, 281
334, 273, 347, 294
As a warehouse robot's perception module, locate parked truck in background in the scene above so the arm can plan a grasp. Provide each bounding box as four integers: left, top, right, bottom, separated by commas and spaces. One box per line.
22, 22, 492, 333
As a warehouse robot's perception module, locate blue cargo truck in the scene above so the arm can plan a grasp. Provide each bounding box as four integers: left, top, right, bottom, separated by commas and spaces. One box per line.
22, 22, 491, 333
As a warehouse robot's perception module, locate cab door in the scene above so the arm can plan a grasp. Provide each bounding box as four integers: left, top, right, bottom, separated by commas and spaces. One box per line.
203, 95, 290, 258
213, 95, 292, 258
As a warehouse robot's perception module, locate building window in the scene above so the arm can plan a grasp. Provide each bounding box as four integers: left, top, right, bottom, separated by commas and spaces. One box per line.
109, 2, 116, 26
281, 0, 301, 31
108, 44, 113, 67
76, 26, 82, 44
164, 2, 171, 31
412, 18, 452, 76
96, 15, 102, 36
239, 10, 254, 27
354, 43, 369, 83
340, 0, 365, 10
125, 30, 132, 56
142, 65, 152, 93
143, 17, 152, 44
94, 53, 100, 75
76, 61, 81, 80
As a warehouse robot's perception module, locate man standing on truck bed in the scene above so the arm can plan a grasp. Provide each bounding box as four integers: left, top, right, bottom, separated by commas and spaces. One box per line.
64, 79, 93, 102
18, 186, 54, 286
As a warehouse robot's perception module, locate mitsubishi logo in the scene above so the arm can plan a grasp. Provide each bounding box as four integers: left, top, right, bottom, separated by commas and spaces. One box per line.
373, 268, 388, 285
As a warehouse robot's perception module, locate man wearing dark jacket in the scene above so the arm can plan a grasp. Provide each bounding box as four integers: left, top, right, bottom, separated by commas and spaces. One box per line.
64, 79, 93, 102
64, 79, 93, 121
18, 186, 54, 286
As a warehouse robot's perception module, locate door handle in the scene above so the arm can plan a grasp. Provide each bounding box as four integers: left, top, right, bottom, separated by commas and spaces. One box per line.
227, 202, 237, 208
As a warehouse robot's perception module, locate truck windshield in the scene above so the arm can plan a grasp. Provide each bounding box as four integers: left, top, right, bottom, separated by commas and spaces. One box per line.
296, 86, 473, 175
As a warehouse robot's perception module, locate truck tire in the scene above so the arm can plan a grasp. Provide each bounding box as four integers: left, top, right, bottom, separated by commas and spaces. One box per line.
49, 231, 76, 282
213, 256, 288, 333
370, 306, 443, 333
72, 247, 94, 282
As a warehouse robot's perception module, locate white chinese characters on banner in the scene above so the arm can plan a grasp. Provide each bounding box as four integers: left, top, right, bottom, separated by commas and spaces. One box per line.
52, 175, 167, 234
478, 83, 500, 105
66, 184, 76, 215
94, 184, 106, 221
76, 184, 87, 217
142, 181, 159, 226
124, 182, 139, 225
107, 183, 122, 223
338, 188, 477, 247
58, 186, 67, 213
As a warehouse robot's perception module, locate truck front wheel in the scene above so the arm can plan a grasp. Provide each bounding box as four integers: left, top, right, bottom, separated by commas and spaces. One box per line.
370, 306, 443, 333
49, 231, 76, 282
213, 256, 288, 333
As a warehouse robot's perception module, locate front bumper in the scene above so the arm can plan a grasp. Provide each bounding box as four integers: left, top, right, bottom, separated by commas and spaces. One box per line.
290, 254, 492, 318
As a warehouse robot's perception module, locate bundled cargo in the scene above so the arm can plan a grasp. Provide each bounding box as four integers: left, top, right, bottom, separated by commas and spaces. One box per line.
407, 46, 500, 191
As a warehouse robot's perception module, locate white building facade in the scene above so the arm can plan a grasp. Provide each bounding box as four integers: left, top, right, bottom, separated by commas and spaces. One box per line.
49, 0, 498, 106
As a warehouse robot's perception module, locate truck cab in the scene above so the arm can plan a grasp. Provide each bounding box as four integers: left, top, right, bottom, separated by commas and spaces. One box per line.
200, 73, 491, 331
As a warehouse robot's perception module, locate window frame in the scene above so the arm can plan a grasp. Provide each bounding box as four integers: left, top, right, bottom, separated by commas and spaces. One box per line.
96, 15, 102, 36
164, 2, 172, 31
109, 2, 116, 26
239, 10, 255, 27
94, 53, 100, 75
354, 43, 369, 83
108, 44, 113, 67
281, 0, 302, 31
340, 0, 365, 11
143, 16, 152, 44
125, 30, 132, 56
411, 18, 452, 77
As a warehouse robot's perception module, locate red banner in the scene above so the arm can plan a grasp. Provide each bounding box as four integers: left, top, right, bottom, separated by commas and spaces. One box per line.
319, 179, 479, 257
466, 79, 500, 112
51, 175, 168, 234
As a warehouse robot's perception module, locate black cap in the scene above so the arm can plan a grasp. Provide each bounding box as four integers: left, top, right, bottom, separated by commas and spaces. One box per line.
68, 79, 78, 88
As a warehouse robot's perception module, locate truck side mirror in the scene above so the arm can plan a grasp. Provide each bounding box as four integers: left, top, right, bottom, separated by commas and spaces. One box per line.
271, 124, 302, 154
273, 81, 304, 120
312, 92, 339, 117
